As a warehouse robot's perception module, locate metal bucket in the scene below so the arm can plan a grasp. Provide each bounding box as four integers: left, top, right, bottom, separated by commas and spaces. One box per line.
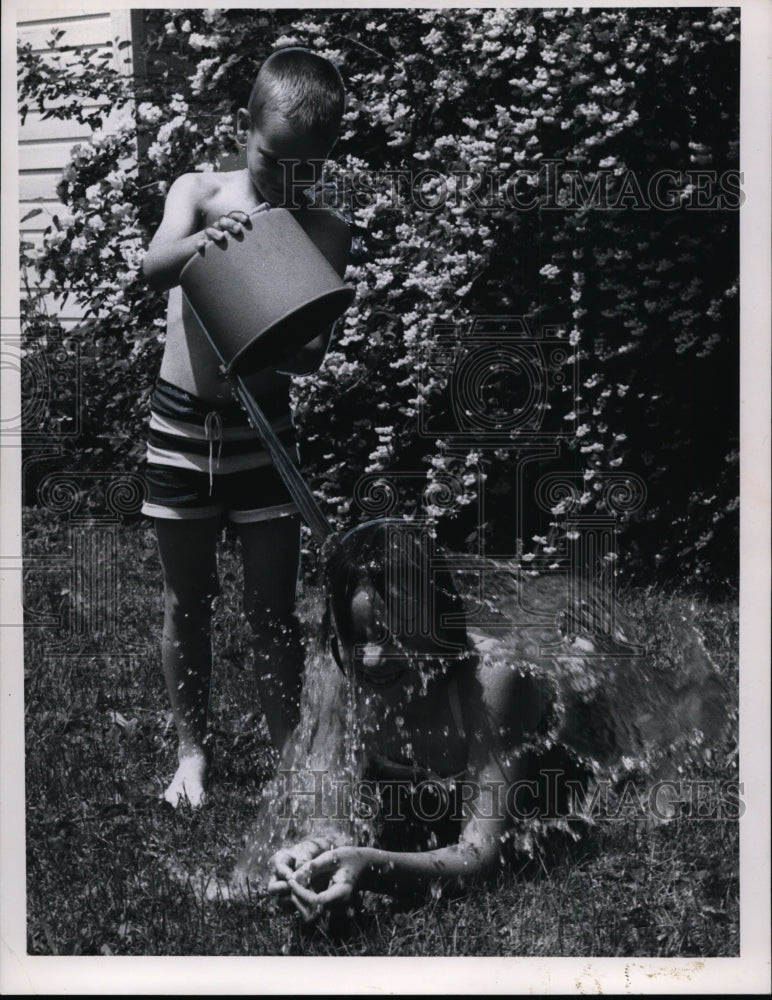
179, 206, 354, 375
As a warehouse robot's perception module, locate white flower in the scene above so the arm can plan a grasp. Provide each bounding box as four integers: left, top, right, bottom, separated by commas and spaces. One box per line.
105, 170, 127, 190
110, 203, 133, 220
137, 103, 163, 125
157, 115, 187, 144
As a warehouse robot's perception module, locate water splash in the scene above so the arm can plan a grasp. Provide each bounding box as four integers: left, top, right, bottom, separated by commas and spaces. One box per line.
226, 560, 732, 896
229, 581, 378, 895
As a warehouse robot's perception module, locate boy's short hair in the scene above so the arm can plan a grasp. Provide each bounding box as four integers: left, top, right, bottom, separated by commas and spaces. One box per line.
248, 46, 345, 137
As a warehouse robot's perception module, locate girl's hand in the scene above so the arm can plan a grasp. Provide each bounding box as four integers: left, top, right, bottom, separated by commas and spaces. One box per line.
201, 210, 252, 247
267, 839, 332, 913
288, 846, 371, 923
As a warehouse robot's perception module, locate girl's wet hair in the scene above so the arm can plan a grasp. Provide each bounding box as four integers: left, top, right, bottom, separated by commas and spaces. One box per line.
249, 46, 345, 135
322, 520, 469, 661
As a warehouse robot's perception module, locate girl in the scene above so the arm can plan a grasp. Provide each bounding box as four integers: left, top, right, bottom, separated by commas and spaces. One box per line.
229, 520, 729, 919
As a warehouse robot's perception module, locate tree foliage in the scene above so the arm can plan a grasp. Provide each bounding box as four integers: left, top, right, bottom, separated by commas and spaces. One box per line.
18, 7, 740, 589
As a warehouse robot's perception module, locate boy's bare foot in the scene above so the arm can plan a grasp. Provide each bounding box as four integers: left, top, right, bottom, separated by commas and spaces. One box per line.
164, 751, 207, 809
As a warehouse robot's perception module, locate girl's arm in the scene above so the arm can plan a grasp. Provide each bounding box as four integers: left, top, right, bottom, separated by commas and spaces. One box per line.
142, 174, 249, 291
286, 758, 512, 917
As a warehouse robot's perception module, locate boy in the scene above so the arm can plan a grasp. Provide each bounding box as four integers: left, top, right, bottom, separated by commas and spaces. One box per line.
141, 47, 350, 808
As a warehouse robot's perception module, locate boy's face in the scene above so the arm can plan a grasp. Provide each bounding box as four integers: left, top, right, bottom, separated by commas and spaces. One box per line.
239, 107, 334, 207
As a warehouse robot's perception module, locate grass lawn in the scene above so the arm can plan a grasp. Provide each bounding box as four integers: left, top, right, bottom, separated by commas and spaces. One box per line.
22, 510, 739, 957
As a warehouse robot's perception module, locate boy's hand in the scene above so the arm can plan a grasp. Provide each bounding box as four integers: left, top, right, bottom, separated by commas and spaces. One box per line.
202, 210, 252, 248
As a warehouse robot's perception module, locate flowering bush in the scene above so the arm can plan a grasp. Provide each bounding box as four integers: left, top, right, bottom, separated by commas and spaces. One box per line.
18, 7, 739, 588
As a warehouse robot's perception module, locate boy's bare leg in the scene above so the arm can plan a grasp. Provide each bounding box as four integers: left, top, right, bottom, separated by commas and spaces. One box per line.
155, 517, 220, 807
237, 515, 303, 752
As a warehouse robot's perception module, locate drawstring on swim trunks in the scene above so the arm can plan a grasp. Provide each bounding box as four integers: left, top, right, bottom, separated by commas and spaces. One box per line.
204, 410, 224, 495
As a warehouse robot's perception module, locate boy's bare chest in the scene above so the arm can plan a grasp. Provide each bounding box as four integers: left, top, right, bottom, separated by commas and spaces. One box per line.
199, 172, 264, 226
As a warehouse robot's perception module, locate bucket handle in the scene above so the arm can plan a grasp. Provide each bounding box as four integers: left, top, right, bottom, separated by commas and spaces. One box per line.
232, 376, 333, 543
181, 289, 333, 543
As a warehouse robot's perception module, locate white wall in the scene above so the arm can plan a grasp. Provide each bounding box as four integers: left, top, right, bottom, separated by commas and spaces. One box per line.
17, 9, 135, 328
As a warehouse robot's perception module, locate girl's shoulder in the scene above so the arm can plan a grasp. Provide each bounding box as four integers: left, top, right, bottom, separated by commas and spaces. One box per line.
473, 653, 555, 753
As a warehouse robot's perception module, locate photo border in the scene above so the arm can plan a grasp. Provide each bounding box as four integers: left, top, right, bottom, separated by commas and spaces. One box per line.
2, 0, 769, 993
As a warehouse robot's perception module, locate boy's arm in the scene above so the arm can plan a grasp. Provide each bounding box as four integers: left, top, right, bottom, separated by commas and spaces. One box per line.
142, 174, 248, 291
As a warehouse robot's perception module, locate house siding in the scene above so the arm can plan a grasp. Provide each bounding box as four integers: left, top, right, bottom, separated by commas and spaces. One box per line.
18, 9, 135, 329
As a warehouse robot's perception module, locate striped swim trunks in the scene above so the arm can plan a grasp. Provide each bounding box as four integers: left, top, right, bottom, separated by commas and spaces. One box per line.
141, 378, 300, 523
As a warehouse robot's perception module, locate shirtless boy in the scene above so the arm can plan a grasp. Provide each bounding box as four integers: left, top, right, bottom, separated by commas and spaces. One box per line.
141, 47, 350, 807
